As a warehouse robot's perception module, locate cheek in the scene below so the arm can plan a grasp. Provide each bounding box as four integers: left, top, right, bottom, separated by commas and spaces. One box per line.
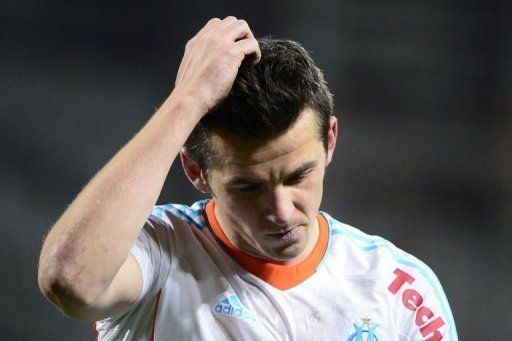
301, 173, 323, 205
221, 192, 261, 219
293, 176, 325, 212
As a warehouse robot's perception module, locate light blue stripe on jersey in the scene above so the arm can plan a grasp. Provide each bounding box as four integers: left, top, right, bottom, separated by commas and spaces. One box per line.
151, 199, 210, 230
322, 212, 458, 340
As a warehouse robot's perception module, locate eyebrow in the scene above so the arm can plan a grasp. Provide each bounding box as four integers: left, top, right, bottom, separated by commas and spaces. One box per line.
227, 161, 319, 186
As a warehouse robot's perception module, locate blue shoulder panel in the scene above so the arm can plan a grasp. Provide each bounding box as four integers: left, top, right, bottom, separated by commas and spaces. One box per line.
151, 199, 210, 230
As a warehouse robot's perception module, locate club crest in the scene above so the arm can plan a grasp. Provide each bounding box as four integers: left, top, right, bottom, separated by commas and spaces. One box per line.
347, 316, 380, 341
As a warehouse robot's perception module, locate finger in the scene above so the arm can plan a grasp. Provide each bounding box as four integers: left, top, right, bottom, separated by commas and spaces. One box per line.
220, 19, 254, 42
211, 16, 240, 38
196, 16, 237, 39
235, 37, 261, 64
195, 17, 222, 36
221, 15, 238, 23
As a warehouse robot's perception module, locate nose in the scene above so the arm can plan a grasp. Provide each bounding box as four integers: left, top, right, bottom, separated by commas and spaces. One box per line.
264, 186, 295, 226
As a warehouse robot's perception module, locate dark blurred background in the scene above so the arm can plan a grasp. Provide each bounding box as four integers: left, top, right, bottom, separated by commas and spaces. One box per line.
1, 0, 511, 339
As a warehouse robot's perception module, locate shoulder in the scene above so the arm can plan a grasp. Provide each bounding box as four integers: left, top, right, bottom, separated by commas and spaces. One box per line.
321, 211, 434, 279
321, 211, 446, 297
131, 199, 211, 270
147, 199, 210, 230
321, 211, 458, 340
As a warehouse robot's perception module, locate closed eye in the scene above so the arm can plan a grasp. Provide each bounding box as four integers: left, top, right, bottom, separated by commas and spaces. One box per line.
233, 182, 261, 193
284, 170, 312, 185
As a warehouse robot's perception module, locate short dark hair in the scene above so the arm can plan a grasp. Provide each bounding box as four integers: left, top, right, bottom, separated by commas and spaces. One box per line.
184, 38, 334, 171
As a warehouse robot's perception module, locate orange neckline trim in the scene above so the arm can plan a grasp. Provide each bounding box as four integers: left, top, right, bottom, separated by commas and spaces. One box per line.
205, 200, 329, 290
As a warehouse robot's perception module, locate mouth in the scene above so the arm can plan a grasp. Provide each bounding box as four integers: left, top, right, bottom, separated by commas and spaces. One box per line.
267, 226, 301, 240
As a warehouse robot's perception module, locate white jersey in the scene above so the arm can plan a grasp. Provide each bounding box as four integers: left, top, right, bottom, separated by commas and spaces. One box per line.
95, 199, 458, 340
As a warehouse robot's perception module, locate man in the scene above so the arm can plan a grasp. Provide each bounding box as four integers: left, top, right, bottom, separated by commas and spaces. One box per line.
38, 17, 458, 340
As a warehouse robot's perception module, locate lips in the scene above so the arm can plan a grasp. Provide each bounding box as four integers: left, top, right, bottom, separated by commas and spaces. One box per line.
266, 225, 302, 240
269, 226, 297, 235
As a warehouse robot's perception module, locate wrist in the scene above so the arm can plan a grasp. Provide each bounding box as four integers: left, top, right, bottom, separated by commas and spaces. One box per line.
165, 88, 210, 121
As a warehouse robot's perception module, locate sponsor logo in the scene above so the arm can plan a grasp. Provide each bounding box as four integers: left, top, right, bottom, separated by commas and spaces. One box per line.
214, 294, 256, 322
347, 316, 380, 341
388, 268, 446, 341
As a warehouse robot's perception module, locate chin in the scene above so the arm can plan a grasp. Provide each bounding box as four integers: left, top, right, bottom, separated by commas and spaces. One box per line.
268, 241, 306, 262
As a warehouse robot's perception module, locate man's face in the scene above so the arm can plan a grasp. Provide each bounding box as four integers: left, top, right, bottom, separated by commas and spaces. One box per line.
204, 108, 337, 263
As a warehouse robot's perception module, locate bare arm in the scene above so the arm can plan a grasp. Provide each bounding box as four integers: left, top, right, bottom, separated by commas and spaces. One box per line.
37, 16, 260, 322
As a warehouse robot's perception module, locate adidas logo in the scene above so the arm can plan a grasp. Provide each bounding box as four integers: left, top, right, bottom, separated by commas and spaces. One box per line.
214, 294, 256, 322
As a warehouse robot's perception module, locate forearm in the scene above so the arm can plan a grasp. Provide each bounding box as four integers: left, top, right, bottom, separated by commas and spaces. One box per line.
38, 91, 203, 306
38, 16, 260, 319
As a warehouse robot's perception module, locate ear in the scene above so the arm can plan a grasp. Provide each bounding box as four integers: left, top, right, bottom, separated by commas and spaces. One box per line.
325, 116, 338, 166
180, 148, 210, 193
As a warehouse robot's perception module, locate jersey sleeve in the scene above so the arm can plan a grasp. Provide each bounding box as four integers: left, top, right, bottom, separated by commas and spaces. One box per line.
130, 214, 174, 303
387, 263, 458, 340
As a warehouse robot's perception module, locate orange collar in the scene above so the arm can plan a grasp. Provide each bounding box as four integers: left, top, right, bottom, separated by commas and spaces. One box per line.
205, 200, 329, 290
